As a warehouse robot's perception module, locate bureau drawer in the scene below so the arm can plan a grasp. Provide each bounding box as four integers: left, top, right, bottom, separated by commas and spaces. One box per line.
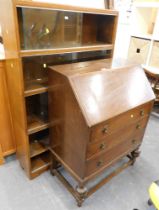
90, 102, 152, 143
87, 116, 148, 159
86, 132, 143, 177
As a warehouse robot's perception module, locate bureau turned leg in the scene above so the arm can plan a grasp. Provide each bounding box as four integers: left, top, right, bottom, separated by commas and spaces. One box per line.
131, 148, 141, 165
76, 185, 88, 207
50, 154, 59, 176
127, 147, 141, 165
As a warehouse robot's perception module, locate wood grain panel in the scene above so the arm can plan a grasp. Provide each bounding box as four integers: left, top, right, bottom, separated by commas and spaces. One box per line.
0, 60, 15, 156
70, 66, 154, 127
49, 70, 90, 179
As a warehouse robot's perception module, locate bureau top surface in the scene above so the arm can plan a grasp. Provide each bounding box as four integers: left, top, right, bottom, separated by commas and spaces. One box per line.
49, 60, 155, 127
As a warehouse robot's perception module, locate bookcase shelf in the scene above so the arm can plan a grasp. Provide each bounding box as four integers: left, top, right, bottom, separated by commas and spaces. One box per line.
27, 115, 49, 135
30, 141, 48, 158
29, 129, 49, 158
24, 80, 48, 97
20, 44, 114, 57
31, 152, 50, 174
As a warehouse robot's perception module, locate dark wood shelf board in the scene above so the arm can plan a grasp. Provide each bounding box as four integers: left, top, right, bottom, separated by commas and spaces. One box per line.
27, 115, 49, 135
24, 79, 48, 97
30, 139, 49, 158
24, 81, 48, 97
20, 44, 114, 57
31, 152, 50, 174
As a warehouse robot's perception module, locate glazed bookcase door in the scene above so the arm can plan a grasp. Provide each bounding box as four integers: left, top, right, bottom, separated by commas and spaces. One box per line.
17, 7, 117, 51
18, 8, 82, 50
22, 50, 112, 97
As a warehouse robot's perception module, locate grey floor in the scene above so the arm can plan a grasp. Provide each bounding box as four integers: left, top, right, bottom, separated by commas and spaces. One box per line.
0, 115, 159, 210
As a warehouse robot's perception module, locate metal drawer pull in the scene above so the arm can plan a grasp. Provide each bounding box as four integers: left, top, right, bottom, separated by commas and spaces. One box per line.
102, 126, 108, 134
99, 143, 106, 150
140, 110, 144, 116
136, 124, 141, 129
96, 160, 104, 167
43, 63, 47, 68
132, 139, 137, 144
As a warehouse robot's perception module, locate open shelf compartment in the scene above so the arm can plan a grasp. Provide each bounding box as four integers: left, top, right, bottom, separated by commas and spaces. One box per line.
31, 151, 50, 174
26, 92, 49, 134
29, 129, 49, 158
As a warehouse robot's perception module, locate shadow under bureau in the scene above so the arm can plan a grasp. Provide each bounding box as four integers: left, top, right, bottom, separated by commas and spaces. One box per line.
48, 61, 155, 206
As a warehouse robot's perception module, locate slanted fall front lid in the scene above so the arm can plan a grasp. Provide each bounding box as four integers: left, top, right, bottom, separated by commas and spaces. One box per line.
69, 66, 155, 127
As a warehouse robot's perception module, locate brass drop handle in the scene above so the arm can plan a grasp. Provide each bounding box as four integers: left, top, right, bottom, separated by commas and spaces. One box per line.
43, 63, 47, 68
96, 160, 104, 167
102, 126, 108, 134
136, 124, 141, 129
99, 143, 106, 150
140, 110, 144, 116
132, 139, 137, 144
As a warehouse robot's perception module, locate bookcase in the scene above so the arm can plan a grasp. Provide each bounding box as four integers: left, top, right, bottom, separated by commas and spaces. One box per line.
0, 0, 118, 179
128, 2, 159, 67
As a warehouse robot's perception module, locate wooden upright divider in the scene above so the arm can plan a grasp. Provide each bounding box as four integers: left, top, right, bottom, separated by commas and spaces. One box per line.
0, 60, 15, 159
0, 0, 118, 179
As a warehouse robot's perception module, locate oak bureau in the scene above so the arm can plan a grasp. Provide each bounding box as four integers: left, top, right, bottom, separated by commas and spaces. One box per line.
48, 60, 155, 206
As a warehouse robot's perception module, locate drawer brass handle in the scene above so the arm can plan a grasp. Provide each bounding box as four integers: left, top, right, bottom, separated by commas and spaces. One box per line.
140, 110, 144, 116
132, 139, 137, 144
99, 143, 106, 150
43, 63, 47, 68
102, 126, 108, 134
136, 124, 141, 129
96, 160, 104, 167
